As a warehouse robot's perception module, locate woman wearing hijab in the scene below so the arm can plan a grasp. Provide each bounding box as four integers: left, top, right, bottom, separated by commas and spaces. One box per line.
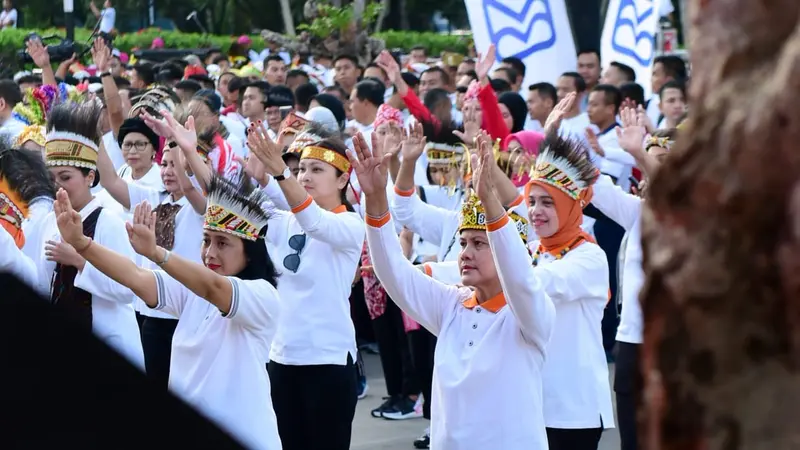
502, 130, 545, 189
498, 92, 528, 134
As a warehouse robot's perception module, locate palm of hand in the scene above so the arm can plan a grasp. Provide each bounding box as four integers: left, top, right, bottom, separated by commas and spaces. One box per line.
356, 160, 387, 196
56, 211, 83, 246
401, 138, 424, 160
619, 126, 645, 151
173, 125, 197, 149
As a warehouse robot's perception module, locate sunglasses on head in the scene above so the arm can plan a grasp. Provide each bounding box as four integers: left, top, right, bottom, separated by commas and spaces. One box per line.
282, 233, 307, 273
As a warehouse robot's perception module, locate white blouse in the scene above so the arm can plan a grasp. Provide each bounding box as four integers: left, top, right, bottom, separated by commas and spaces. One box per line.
150, 273, 282, 450
368, 213, 555, 449
0, 228, 38, 288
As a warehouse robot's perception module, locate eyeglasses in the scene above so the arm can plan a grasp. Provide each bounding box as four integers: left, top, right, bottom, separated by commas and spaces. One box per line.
282, 233, 307, 273
122, 141, 152, 152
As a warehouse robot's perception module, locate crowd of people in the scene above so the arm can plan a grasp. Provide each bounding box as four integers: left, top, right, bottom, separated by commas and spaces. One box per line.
0, 28, 688, 450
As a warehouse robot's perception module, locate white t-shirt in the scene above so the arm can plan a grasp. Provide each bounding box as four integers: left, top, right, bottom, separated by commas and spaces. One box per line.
151, 273, 282, 450
1, 9, 18, 28
99, 7, 116, 33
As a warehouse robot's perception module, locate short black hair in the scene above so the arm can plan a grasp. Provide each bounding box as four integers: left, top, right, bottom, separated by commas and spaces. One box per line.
286, 69, 309, 82
609, 61, 636, 82
0, 79, 22, 108
489, 78, 512, 94
333, 54, 359, 67
211, 54, 229, 65
365, 63, 388, 81
187, 74, 215, 90
659, 79, 686, 99
16, 74, 42, 86
400, 72, 420, 88
590, 84, 622, 113
501, 56, 526, 78
460, 70, 478, 83
560, 72, 587, 92
227, 76, 246, 94
323, 84, 348, 99
619, 82, 645, 107
411, 45, 427, 54
265, 54, 285, 66
653, 55, 687, 81
244, 81, 270, 106
133, 63, 156, 86
294, 83, 319, 111
423, 88, 451, 112
155, 62, 183, 85
113, 76, 131, 88
493, 66, 518, 84
420, 67, 450, 85
353, 79, 385, 107
174, 79, 203, 96
577, 49, 601, 60
528, 82, 557, 105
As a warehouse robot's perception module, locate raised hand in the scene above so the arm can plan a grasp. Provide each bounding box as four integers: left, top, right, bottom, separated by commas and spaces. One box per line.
400, 122, 427, 162
53, 188, 88, 250
475, 44, 497, 81
454, 105, 481, 145
617, 106, 647, 156
126, 202, 159, 260
26, 38, 50, 69
471, 132, 496, 202
347, 132, 392, 197
636, 104, 656, 133
383, 123, 403, 157
247, 122, 287, 176
91, 38, 111, 73
544, 92, 576, 133
584, 127, 606, 157
376, 50, 401, 84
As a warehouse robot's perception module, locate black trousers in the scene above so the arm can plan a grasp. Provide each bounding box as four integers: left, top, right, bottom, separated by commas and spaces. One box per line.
372, 299, 419, 397
350, 278, 375, 345
546, 427, 603, 450
140, 316, 178, 391
268, 355, 357, 450
408, 327, 436, 419
614, 341, 641, 450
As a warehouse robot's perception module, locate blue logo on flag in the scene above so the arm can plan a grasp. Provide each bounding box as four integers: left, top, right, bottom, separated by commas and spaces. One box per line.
611, 0, 656, 67
482, 0, 557, 60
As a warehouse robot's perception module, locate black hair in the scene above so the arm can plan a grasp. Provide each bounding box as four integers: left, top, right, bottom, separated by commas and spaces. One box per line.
286, 69, 310, 82
619, 82, 645, 107
489, 78, 512, 94
591, 84, 622, 113
423, 88, 451, 113
365, 62, 388, 82
294, 83, 319, 111
494, 67, 517, 84
609, 61, 636, 82
47, 100, 104, 188
0, 79, 22, 108
310, 93, 347, 131
113, 76, 131, 88
420, 67, 450, 85
0, 142, 56, 202
501, 56, 526, 78
266, 85, 295, 108
188, 74, 215, 91
174, 79, 203, 96
238, 237, 279, 286
155, 63, 183, 86
133, 63, 156, 86
400, 72, 420, 88
192, 89, 222, 114
322, 85, 348, 100
653, 55, 687, 81
16, 74, 42, 86
313, 137, 355, 212
265, 54, 285, 66
333, 54, 359, 67
410, 45, 427, 55
211, 54, 229, 65
460, 70, 478, 83
659, 79, 686, 99
560, 72, 587, 92
577, 49, 601, 60
353, 79, 384, 107
227, 75, 246, 94
498, 92, 528, 133
244, 81, 270, 106
528, 82, 557, 105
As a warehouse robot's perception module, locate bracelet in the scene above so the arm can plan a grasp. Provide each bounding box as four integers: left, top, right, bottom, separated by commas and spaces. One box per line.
155, 249, 171, 266
100, 71, 112, 78
76, 238, 93, 254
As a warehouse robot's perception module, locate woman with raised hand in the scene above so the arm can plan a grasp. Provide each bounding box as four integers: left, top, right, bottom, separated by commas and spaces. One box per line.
351, 130, 555, 449
51, 173, 282, 450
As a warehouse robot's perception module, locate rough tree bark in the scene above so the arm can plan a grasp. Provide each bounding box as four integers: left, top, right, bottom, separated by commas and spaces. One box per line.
639, 0, 800, 449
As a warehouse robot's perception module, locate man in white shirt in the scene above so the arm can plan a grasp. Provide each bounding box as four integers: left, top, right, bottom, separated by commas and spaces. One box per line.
0, 80, 24, 142
0, 0, 17, 29
346, 79, 383, 144
646, 55, 687, 125
577, 50, 602, 111
90, 0, 116, 34
555, 72, 591, 138
526, 82, 556, 132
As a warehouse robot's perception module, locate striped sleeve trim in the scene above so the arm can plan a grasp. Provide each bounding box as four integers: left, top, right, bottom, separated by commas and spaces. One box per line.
365, 211, 391, 228
221, 277, 240, 319
151, 271, 167, 311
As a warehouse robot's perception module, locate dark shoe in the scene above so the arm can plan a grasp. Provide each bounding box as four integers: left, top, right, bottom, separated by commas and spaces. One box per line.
382, 395, 423, 420
370, 395, 398, 418
413, 427, 430, 448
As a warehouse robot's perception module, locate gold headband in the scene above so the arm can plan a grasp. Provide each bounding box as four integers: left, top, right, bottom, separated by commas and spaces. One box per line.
300, 145, 351, 173
45, 131, 99, 170
645, 136, 673, 152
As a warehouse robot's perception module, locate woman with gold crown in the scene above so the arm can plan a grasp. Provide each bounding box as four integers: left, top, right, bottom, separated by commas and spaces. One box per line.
350, 129, 555, 449
27, 100, 145, 369
523, 131, 615, 448
51, 172, 283, 450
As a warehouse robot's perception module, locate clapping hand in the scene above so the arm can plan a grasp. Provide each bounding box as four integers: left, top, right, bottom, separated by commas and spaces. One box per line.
126, 202, 159, 261
376, 50, 401, 85
247, 122, 287, 177
347, 132, 391, 197
91, 38, 111, 73
544, 92, 576, 134
616, 106, 647, 156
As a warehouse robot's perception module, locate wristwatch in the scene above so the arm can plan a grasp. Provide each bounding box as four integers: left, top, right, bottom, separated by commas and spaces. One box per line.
99, 71, 112, 78
273, 166, 292, 181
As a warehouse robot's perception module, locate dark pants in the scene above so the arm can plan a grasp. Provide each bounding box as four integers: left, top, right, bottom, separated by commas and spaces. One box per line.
372, 299, 419, 397
268, 355, 357, 450
350, 278, 375, 345
614, 341, 641, 450
140, 316, 178, 390
546, 427, 603, 450
408, 328, 436, 419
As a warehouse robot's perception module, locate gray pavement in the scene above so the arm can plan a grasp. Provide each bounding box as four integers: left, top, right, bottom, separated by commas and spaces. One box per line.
351, 353, 620, 450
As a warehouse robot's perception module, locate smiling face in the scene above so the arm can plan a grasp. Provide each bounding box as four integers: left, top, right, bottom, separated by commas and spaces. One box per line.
201, 230, 247, 276
527, 184, 559, 238
458, 229, 498, 287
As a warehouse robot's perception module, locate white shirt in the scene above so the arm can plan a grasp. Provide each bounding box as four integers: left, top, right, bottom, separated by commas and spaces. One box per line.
595, 124, 636, 192
266, 197, 364, 366
558, 113, 591, 140
530, 240, 615, 429
591, 175, 644, 344
368, 214, 555, 449
0, 227, 38, 287
1, 8, 18, 28
99, 7, 116, 33
150, 273, 282, 450
0, 116, 26, 142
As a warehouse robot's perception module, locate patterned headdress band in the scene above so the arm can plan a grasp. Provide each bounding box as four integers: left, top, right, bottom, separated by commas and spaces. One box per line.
44, 130, 99, 170
458, 191, 528, 243
204, 175, 270, 241
300, 145, 351, 173
15, 125, 47, 148
645, 136, 674, 152
426, 142, 466, 165
277, 112, 309, 141
0, 178, 28, 248
287, 130, 323, 154
529, 133, 599, 201
373, 104, 404, 129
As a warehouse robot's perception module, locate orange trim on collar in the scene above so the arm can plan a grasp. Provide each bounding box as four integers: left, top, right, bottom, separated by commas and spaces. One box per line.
462, 291, 507, 313
331, 204, 347, 214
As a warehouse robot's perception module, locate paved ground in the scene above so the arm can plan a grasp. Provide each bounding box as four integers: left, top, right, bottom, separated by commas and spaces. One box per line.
351, 353, 621, 450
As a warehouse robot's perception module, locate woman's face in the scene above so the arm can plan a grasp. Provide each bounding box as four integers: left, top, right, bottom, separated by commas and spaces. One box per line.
428, 163, 457, 186
461, 99, 483, 125
159, 149, 182, 193
50, 166, 93, 204
498, 103, 514, 132
121, 132, 154, 173
458, 229, 498, 287
297, 158, 348, 204
507, 140, 530, 175
527, 184, 559, 238
201, 230, 247, 276
648, 145, 669, 163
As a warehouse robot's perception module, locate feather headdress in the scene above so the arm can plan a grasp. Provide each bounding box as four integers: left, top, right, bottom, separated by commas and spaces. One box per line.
129, 86, 179, 119
204, 174, 270, 241
45, 99, 104, 170
0, 143, 56, 248
529, 132, 599, 201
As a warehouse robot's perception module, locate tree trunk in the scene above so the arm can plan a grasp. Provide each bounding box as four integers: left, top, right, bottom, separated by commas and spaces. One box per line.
279, 0, 296, 36
375, 0, 390, 33
639, 0, 800, 448
399, 0, 408, 30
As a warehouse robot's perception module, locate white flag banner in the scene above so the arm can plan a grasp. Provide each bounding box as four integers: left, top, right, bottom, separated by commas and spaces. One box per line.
601, 0, 666, 99
465, 0, 577, 89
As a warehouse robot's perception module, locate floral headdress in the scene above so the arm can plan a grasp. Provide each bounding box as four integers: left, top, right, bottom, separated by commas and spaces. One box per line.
463, 80, 481, 103
645, 135, 674, 152
373, 104, 403, 129
12, 84, 66, 126
204, 175, 270, 241
458, 191, 528, 243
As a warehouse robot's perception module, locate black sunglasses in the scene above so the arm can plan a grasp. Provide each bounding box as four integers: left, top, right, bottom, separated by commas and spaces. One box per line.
282, 233, 307, 273
456, 86, 469, 94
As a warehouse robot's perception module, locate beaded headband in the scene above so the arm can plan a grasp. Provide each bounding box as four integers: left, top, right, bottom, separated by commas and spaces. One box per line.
44, 130, 99, 170
301, 145, 351, 173
529, 134, 598, 201
645, 135, 674, 152
0, 177, 28, 248
204, 176, 269, 241
458, 192, 528, 243
426, 142, 466, 165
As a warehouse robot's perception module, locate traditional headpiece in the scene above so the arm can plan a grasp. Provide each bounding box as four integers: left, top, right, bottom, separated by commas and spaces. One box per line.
12, 84, 65, 126
204, 175, 270, 241
458, 191, 528, 243
14, 125, 47, 148
0, 145, 56, 248
129, 86, 178, 118
464, 80, 481, 103
373, 104, 403, 129
425, 142, 466, 165
277, 112, 309, 142
300, 144, 351, 174
529, 132, 599, 202
645, 135, 674, 152
45, 100, 104, 171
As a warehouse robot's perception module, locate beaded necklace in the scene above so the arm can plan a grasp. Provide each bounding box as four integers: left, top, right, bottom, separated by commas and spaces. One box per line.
532, 236, 587, 267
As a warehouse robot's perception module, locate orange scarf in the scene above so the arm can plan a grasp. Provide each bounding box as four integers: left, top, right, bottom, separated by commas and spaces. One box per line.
2, 219, 25, 249
525, 181, 594, 253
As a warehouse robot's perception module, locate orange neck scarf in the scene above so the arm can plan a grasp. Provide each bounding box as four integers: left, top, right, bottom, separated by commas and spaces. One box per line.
526, 181, 594, 253
2, 219, 25, 249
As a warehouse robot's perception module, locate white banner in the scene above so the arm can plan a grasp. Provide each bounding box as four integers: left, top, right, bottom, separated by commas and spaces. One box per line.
600, 0, 664, 99
465, 0, 577, 90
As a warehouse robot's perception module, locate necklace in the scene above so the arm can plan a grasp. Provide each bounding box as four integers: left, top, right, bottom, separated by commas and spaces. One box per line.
532, 236, 586, 267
